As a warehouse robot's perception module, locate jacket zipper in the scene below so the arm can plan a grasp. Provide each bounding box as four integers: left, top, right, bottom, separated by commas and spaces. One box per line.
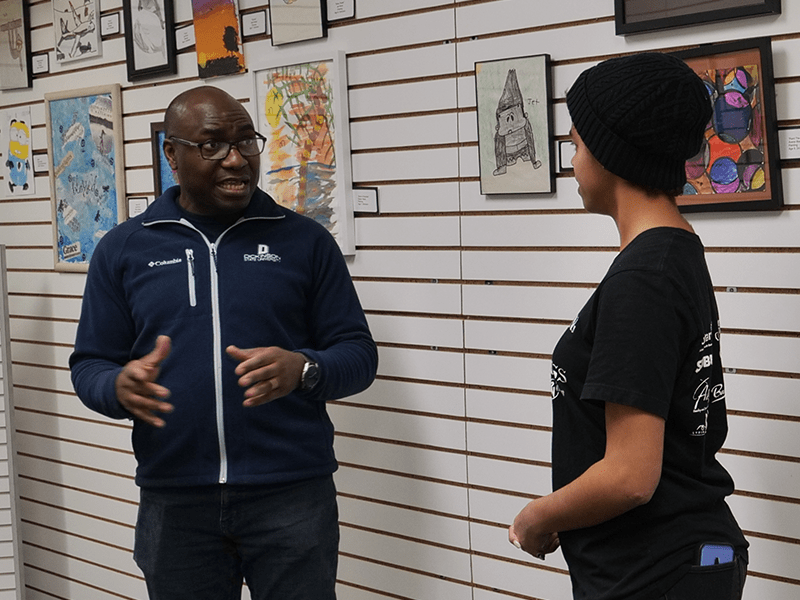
208, 241, 228, 484
185, 249, 197, 307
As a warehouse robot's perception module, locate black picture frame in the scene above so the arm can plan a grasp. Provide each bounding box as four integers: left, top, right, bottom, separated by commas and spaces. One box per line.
671, 37, 783, 213
123, 0, 177, 82
615, 0, 781, 35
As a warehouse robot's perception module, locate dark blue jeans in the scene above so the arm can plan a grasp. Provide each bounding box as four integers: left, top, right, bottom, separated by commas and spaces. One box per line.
661, 555, 747, 600
134, 476, 339, 600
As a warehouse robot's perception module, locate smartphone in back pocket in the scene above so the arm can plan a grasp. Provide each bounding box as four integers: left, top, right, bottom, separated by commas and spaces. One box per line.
699, 543, 735, 566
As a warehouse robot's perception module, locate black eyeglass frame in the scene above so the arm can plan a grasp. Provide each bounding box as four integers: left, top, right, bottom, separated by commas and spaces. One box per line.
168, 132, 267, 160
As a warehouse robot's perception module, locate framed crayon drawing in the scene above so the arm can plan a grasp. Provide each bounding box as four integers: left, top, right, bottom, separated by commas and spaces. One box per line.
251, 51, 354, 254
45, 85, 126, 271
616, 0, 781, 35
475, 54, 555, 195
672, 37, 783, 212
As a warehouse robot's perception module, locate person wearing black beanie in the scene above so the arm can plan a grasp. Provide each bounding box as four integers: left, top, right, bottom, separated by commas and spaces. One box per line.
509, 52, 748, 600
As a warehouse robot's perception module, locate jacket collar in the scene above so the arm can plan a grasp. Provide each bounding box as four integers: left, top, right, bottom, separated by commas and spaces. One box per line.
142, 186, 286, 225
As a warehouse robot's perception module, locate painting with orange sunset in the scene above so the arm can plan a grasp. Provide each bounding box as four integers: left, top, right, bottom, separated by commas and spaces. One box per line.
191, 0, 245, 78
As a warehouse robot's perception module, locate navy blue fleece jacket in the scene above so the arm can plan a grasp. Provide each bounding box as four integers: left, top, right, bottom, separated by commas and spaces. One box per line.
70, 187, 377, 488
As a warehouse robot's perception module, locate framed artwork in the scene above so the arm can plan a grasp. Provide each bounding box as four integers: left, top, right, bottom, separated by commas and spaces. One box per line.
52, 0, 101, 63
45, 85, 126, 271
150, 121, 177, 197
123, 0, 177, 82
0, 0, 32, 89
269, 0, 326, 46
672, 37, 783, 212
475, 54, 554, 195
1, 105, 34, 197
251, 51, 355, 254
191, 0, 245, 78
616, 0, 781, 35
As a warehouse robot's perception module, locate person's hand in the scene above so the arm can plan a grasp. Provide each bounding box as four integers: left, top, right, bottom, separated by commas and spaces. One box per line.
508, 499, 560, 560
115, 335, 173, 428
226, 346, 306, 407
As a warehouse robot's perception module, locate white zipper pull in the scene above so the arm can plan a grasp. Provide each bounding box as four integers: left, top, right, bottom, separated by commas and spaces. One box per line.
186, 248, 197, 307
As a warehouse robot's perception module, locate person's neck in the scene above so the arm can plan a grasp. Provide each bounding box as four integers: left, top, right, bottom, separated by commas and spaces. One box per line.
612, 184, 694, 251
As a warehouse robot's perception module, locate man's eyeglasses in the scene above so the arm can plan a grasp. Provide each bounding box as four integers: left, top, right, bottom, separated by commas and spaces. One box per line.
168, 133, 267, 160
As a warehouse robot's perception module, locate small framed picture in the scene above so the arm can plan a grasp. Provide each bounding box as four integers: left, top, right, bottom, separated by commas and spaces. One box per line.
672, 37, 783, 212
0, 0, 33, 89
52, 0, 101, 63
269, 0, 326, 46
191, 0, 245, 77
475, 54, 555, 195
616, 0, 781, 35
122, 0, 177, 82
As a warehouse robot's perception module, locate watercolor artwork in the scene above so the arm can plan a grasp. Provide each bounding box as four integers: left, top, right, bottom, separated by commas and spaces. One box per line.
253, 54, 354, 253
1, 105, 34, 197
191, 0, 245, 78
45, 85, 125, 271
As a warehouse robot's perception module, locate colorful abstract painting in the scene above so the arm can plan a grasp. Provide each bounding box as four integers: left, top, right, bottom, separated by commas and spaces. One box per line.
253, 55, 355, 253
191, 0, 245, 78
46, 85, 125, 271
684, 64, 765, 196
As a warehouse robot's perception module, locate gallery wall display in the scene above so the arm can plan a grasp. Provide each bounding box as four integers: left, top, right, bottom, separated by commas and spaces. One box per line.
0, 0, 32, 89
45, 84, 126, 271
616, 0, 781, 35
0, 105, 34, 197
191, 0, 245, 78
251, 51, 355, 254
269, 0, 327, 46
123, 0, 177, 82
475, 54, 555, 195
150, 121, 177, 197
672, 37, 783, 212
53, 0, 101, 63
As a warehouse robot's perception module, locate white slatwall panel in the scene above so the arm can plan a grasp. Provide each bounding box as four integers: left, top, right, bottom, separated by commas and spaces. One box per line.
0, 1, 797, 599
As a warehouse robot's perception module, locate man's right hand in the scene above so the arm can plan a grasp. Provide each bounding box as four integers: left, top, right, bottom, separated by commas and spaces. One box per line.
115, 335, 174, 427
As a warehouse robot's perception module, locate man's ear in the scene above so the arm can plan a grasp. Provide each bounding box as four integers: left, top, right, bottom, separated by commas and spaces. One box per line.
163, 138, 178, 171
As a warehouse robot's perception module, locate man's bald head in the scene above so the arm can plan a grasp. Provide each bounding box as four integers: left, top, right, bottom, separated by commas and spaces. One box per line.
164, 86, 248, 138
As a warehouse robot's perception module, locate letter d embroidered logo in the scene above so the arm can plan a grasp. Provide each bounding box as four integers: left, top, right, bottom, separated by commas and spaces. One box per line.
258, 244, 269, 255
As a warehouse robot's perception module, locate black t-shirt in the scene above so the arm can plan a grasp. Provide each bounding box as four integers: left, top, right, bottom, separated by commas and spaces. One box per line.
551, 227, 748, 600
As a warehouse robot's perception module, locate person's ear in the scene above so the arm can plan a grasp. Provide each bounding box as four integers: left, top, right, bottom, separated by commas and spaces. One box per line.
163, 138, 178, 172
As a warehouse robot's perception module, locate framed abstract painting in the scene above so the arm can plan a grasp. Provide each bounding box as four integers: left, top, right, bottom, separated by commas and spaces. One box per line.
672, 37, 783, 212
45, 85, 126, 271
475, 54, 555, 195
251, 51, 354, 254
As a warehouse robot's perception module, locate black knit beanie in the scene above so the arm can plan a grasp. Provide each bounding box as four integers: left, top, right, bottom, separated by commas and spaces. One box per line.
566, 52, 713, 192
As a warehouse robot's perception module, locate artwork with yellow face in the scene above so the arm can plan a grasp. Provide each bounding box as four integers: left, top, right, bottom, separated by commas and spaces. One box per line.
1, 106, 35, 197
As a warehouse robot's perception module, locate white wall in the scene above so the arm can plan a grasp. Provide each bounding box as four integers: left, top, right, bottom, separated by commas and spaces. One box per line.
0, 0, 797, 599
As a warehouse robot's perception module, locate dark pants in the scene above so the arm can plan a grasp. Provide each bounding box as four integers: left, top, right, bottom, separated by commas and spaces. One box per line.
661, 555, 747, 600
134, 476, 339, 600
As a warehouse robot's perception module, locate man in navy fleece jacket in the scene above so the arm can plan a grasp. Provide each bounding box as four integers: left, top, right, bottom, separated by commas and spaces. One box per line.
70, 86, 378, 599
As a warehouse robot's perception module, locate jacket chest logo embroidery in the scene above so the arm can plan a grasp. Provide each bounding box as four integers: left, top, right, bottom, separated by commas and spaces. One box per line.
244, 244, 281, 263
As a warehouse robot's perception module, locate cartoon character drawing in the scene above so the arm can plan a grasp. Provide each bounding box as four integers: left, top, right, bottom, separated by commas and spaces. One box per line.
493, 68, 541, 176
6, 118, 30, 191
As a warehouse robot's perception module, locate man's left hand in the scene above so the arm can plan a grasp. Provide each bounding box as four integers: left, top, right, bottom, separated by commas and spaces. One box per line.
226, 346, 305, 407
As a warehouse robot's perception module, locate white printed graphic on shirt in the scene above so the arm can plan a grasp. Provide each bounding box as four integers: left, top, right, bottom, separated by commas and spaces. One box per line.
690, 321, 725, 437
551, 363, 567, 401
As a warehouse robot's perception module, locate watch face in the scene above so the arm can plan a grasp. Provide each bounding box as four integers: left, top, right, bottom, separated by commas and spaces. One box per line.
303, 361, 320, 390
